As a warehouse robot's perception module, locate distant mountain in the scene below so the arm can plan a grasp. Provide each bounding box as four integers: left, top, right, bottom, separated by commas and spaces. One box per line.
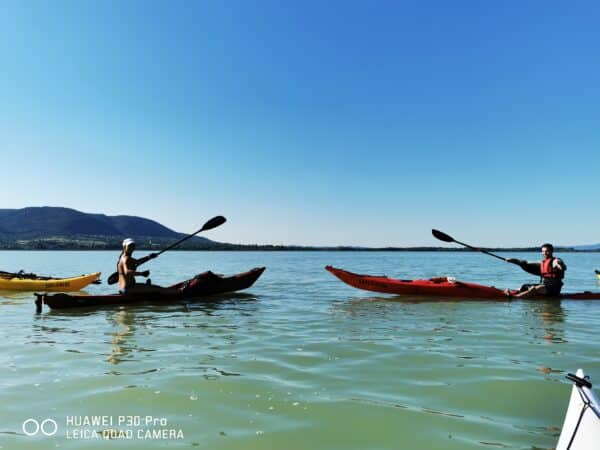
0, 207, 215, 249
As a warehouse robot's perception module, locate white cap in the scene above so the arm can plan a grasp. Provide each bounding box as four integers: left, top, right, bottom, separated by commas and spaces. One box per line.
122, 238, 135, 247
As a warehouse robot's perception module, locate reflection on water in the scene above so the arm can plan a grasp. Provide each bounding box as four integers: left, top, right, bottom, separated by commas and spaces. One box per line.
334, 295, 569, 346
528, 300, 567, 344
43, 294, 262, 368
107, 309, 137, 365
0, 289, 91, 306
330, 296, 412, 320
0, 290, 37, 302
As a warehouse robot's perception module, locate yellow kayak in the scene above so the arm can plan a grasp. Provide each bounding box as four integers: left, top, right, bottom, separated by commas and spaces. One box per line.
0, 272, 100, 292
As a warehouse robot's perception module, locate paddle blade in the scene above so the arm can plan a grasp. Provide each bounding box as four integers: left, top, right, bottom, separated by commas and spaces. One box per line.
201, 215, 226, 231
107, 272, 119, 285
432, 229, 455, 243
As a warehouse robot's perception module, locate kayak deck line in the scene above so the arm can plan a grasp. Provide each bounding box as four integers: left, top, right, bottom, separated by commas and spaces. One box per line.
0, 271, 56, 280
325, 266, 600, 300
35, 267, 265, 311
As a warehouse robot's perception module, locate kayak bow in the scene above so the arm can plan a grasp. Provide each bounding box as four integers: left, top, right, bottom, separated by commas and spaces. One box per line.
556, 369, 600, 450
36, 267, 265, 310
325, 266, 600, 300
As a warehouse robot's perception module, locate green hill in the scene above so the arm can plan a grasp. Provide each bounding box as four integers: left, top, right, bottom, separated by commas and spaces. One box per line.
0, 207, 215, 249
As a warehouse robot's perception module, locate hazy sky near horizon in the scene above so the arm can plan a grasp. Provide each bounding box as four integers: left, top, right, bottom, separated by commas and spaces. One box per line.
1, 1, 598, 247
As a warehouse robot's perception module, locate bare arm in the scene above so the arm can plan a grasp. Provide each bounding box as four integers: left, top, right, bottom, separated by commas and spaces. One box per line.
121, 257, 150, 277
134, 253, 158, 266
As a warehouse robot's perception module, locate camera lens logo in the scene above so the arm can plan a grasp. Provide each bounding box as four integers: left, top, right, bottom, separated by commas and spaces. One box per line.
22, 418, 58, 436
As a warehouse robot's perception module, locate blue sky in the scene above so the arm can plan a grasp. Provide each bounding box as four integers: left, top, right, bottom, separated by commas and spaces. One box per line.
1, 1, 598, 247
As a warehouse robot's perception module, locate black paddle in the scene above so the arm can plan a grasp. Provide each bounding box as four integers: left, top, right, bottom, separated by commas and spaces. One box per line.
431, 229, 509, 262
107, 215, 226, 285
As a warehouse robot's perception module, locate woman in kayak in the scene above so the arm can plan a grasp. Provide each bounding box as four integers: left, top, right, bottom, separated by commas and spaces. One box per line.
117, 238, 159, 294
506, 243, 566, 298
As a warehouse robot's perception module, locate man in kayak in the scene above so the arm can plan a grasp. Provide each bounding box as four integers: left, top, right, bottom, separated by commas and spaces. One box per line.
506, 243, 566, 298
117, 238, 159, 294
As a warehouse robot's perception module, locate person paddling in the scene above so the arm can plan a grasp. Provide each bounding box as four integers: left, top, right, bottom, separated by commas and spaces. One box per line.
506, 243, 566, 298
117, 239, 158, 294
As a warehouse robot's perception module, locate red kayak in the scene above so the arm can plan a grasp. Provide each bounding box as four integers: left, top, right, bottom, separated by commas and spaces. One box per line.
36, 267, 265, 310
325, 266, 600, 300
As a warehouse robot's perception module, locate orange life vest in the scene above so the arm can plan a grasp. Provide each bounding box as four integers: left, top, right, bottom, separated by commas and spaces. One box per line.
541, 258, 562, 279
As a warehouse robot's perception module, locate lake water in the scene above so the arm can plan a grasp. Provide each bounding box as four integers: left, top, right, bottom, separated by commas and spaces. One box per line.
0, 250, 599, 449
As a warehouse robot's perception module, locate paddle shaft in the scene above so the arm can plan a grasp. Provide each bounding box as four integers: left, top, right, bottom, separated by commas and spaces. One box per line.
454, 240, 508, 262
152, 226, 207, 258
450, 238, 508, 262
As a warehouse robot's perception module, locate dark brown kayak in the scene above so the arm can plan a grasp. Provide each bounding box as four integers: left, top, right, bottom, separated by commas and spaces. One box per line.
35, 267, 265, 310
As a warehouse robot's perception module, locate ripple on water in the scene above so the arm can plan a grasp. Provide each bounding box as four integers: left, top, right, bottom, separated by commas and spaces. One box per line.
0, 251, 599, 449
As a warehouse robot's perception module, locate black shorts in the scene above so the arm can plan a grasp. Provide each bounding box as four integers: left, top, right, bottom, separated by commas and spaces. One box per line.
543, 278, 563, 296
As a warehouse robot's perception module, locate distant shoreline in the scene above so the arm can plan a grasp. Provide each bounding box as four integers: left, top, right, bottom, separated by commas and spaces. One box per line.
0, 244, 597, 252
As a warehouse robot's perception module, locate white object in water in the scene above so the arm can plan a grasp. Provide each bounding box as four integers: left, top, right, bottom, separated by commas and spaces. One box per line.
556, 369, 600, 450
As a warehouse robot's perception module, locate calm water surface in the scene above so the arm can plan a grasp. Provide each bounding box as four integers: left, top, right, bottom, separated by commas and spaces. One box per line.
0, 251, 599, 449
